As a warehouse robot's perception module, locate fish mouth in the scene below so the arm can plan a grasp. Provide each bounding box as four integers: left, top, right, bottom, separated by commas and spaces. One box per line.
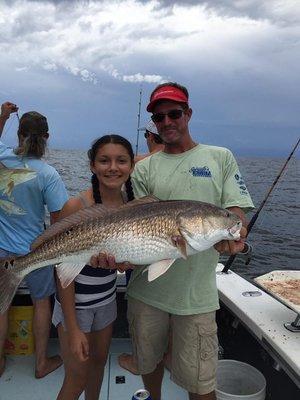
228, 221, 242, 239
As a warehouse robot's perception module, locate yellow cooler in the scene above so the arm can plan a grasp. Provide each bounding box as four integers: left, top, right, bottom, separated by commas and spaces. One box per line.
4, 305, 34, 356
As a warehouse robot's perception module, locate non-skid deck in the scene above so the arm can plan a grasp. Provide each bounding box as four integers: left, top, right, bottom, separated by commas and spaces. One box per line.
0, 338, 187, 400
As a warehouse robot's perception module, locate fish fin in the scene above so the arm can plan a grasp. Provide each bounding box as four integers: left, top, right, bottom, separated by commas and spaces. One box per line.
0, 261, 24, 313
7, 181, 15, 197
120, 195, 161, 209
171, 235, 188, 259
147, 259, 176, 282
56, 263, 86, 288
31, 203, 110, 250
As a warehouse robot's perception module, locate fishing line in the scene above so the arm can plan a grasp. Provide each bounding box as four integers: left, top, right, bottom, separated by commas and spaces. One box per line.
135, 85, 143, 156
250, 159, 293, 230
222, 138, 300, 273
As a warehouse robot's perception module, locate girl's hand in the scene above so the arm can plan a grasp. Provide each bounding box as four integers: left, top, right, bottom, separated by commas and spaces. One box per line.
89, 252, 134, 271
68, 328, 89, 362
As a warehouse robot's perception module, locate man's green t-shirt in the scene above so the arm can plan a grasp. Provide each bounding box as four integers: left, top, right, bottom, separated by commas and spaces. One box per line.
127, 144, 254, 315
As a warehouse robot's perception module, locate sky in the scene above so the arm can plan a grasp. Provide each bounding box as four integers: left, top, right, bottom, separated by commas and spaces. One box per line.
0, 0, 299, 156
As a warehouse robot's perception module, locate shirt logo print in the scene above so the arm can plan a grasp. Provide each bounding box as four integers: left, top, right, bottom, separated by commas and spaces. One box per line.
235, 173, 249, 195
189, 166, 212, 177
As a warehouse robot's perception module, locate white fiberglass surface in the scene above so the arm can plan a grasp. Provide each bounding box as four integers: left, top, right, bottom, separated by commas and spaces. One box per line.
0, 338, 187, 400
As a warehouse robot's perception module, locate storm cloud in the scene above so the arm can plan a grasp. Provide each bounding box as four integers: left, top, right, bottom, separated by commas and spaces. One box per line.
0, 0, 299, 155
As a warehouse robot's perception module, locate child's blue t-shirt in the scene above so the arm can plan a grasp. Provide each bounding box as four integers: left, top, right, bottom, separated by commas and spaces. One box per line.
0, 141, 68, 255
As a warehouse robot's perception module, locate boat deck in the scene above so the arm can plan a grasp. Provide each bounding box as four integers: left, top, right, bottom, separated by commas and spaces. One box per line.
1, 264, 299, 399
0, 338, 187, 400
216, 264, 300, 388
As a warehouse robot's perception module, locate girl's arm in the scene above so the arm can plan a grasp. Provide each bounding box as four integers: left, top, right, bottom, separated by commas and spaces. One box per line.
56, 197, 89, 361
56, 278, 89, 362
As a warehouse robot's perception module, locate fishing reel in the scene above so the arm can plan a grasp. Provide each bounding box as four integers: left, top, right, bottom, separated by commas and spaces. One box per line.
239, 241, 253, 265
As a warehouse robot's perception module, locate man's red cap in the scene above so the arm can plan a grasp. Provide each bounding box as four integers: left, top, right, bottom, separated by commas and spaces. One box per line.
147, 85, 188, 112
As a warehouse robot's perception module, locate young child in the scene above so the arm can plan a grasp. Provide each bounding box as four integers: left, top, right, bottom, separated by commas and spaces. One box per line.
53, 135, 134, 400
0, 102, 67, 379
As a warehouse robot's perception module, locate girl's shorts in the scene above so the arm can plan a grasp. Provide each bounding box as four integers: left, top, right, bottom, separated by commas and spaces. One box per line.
52, 298, 117, 333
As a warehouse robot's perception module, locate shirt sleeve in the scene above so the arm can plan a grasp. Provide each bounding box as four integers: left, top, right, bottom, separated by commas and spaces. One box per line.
42, 167, 69, 212
221, 149, 255, 213
131, 160, 150, 198
0, 140, 10, 155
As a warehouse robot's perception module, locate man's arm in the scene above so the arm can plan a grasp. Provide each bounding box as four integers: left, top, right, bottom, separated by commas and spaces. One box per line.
49, 210, 61, 225
0, 102, 18, 137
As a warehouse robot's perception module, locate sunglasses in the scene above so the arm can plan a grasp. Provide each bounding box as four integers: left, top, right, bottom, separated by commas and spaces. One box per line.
151, 109, 184, 123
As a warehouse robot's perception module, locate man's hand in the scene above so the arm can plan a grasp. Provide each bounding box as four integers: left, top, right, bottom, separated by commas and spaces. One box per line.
214, 226, 247, 255
89, 252, 134, 273
1, 102, 18, 119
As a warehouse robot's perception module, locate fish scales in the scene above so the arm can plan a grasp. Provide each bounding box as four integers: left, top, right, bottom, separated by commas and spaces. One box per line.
13, 203, 180, 269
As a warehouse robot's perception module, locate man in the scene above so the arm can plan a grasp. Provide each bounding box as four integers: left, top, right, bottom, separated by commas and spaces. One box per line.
0, 102, 68, 378
125, 82, 254, 400
135, 120, 165, 162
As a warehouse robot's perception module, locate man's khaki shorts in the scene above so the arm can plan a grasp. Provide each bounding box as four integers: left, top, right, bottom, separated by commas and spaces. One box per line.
127, 297, 218, 395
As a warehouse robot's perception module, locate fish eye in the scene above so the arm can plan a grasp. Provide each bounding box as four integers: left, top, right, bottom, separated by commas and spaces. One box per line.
225, 211, 230, 217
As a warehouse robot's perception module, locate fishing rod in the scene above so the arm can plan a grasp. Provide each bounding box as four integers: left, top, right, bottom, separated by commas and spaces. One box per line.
135, 85, 143, 156
222, 137, 300, 274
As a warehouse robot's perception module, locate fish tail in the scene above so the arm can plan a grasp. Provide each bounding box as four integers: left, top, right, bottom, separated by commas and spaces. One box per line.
0, 260, 24, 314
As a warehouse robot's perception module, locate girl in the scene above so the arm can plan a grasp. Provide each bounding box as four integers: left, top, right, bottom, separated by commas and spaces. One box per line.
53, 135, 135, 400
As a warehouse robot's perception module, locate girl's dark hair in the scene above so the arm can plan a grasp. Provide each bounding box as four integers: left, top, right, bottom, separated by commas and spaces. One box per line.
88, 134, 135, 204
15, 111, 49, 158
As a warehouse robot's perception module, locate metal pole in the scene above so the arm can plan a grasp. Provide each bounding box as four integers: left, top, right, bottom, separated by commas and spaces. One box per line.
222, 137, 300, 273
135, 85, 142, 156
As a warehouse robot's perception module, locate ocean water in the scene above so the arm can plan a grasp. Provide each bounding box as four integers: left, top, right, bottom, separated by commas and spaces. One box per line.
46, 149, 300, 281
